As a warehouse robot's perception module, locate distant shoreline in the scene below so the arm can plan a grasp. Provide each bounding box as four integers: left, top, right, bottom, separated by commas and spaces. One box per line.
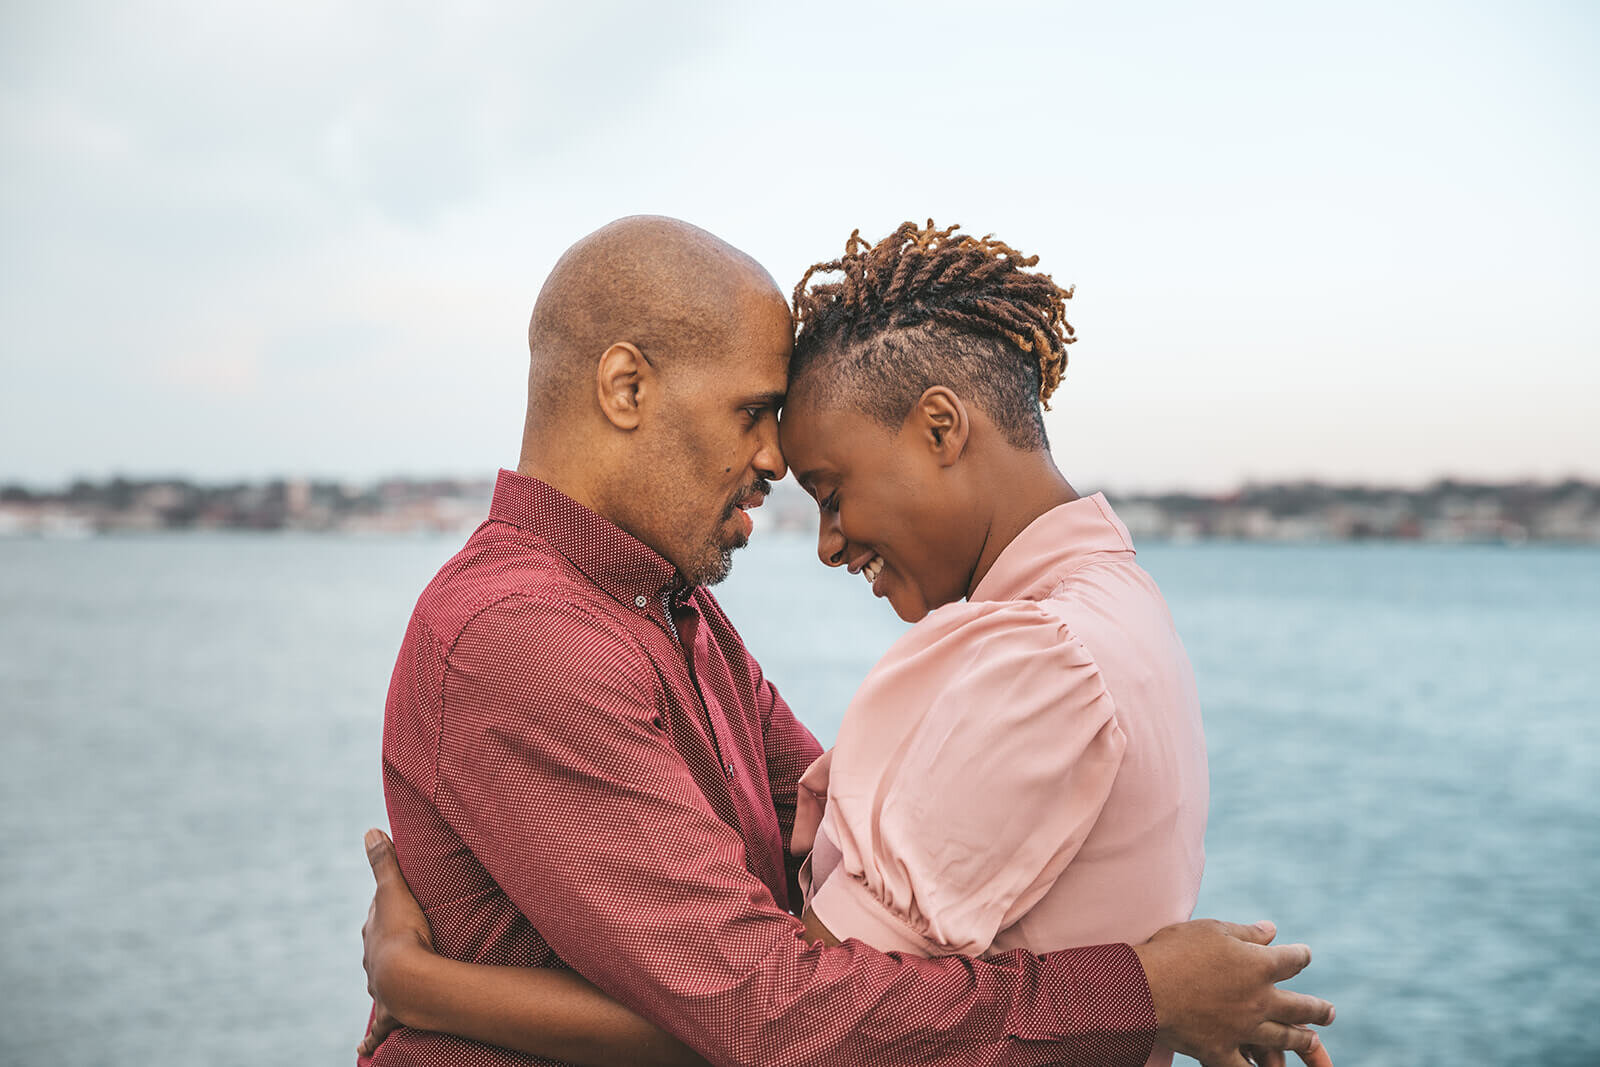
3, 475, 1597, 545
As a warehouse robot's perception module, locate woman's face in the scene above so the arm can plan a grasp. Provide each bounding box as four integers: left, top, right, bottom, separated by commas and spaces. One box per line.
778, 395, 980, 623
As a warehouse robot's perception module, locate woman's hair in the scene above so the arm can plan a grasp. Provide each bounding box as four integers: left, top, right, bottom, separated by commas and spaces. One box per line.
789, 220, 1075, 450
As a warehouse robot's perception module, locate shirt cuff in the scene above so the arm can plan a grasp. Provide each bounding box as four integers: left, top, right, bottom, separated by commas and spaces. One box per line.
1005, 942, 1159, 1066
807, 866, 951, 957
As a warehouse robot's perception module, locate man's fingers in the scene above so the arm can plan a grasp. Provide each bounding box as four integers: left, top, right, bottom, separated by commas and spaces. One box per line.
1261, 940, 1313, 981
1269, 988, 1336, 1027
1243, 1047, 1285, 1067
364, 828, 400, 885
1248, 1021, 1329, 1061
1209, 918, 1278, 945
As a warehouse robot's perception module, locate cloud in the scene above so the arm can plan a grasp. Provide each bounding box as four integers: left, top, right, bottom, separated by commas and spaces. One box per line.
2, 1, 1596, 485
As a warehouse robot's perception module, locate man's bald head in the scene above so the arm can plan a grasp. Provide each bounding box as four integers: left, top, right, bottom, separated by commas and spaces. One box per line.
515, 216, 792, 587
525, 215, 787, 425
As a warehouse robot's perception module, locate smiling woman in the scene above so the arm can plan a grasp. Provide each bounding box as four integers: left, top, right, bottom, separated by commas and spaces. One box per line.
769, 222, 1216, 1065
779, 221, 1081, 623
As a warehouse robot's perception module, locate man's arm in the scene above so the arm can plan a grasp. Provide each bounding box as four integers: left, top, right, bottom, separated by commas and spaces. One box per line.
752, 670, 823, 914
431, 596, 1161, 1067
359, 846, 1333, 1067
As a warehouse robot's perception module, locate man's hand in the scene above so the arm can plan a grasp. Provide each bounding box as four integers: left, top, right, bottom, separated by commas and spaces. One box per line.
1133, 918, 1335, 1067
357, 828, 436, 1057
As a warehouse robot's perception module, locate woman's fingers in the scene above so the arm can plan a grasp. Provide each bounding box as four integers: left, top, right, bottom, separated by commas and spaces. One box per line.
365, 828, 401, 887
372, 1004, 402, 1052
356, 1001, 402, 1057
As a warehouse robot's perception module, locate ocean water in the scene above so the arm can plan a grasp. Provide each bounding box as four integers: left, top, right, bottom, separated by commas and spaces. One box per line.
1, 532, 1596, 1065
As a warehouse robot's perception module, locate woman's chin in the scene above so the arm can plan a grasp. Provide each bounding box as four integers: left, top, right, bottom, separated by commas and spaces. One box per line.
884, 588, 930, 624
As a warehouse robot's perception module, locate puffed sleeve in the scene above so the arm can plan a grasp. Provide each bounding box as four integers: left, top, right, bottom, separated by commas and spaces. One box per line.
808, 599, 1127, 958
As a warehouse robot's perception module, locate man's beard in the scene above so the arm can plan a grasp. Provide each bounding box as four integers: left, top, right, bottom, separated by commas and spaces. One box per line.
697, 546, 737, 587
687, 477, 771, 587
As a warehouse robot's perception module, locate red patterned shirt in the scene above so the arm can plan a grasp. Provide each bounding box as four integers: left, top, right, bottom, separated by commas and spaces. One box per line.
367, 469, 1157, 1067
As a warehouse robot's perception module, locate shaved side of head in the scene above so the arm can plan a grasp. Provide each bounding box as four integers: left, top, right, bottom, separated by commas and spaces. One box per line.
524, 215, 781, 432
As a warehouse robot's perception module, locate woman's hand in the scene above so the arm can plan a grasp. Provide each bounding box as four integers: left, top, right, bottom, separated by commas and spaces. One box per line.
358, 828, 436, 1057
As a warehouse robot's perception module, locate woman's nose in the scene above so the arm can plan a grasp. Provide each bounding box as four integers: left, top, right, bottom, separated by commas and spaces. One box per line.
816, 514, 846, 568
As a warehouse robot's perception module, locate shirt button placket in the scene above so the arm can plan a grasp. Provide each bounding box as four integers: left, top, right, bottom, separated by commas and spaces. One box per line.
724, 760, 735, 779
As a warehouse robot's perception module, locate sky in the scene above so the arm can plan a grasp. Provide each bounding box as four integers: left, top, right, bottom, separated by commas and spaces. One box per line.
2, 0, 1596, 491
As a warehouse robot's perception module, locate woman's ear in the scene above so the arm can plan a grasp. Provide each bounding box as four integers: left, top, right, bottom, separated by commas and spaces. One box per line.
912, 386, 969, 467
595, 342, 652, 430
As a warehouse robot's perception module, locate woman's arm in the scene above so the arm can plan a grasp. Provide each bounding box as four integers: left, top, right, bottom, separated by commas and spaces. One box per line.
800, 906, 840, 948
361, 829, 707, 1067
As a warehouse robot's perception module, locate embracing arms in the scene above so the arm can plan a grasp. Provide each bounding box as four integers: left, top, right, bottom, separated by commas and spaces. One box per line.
372, 597, 1332, 1066
359, 829, 1331, 1067
359, 828, 704, 1066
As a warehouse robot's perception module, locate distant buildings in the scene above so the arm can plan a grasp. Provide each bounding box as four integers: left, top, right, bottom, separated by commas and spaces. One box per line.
0, 477, 493, 537
1, 475, 1598, 544
1099, 480, 1600, 545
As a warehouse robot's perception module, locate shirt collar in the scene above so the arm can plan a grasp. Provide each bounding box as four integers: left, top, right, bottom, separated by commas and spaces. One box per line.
487, 468, 685, 616
969, 492, 1136, 603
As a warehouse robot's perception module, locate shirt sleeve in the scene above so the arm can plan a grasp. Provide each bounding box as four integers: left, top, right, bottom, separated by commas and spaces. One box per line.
809, 600, 1128, 958
433, 594, 1156, 1067
756, 673, 825, 911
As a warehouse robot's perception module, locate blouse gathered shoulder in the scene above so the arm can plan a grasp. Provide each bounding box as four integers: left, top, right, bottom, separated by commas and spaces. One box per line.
794, 493, 1209, 1041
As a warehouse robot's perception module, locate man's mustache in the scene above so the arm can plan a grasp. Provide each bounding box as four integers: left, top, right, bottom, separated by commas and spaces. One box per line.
723, 478, 773, 518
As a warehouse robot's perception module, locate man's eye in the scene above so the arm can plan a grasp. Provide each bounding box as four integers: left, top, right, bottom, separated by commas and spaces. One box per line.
821, 491, 838, 513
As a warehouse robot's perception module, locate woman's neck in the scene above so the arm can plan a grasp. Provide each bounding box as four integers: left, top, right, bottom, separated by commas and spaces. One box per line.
965, 448, 1079, 599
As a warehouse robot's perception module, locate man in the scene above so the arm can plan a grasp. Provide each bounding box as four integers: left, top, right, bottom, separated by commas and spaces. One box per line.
361, 215, 1334, 1066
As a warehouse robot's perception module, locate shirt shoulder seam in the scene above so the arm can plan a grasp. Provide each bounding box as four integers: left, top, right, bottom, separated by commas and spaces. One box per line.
431, 591, 667, 798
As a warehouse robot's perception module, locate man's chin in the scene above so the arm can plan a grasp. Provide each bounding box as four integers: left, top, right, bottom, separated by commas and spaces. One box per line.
687, 543, 739, 588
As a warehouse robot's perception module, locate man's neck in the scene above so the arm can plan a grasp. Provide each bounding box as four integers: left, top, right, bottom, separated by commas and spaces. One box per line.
516, 450, 605, 518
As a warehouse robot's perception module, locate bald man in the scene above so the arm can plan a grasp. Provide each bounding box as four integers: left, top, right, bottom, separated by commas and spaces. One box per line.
360, 217, 1333, 1067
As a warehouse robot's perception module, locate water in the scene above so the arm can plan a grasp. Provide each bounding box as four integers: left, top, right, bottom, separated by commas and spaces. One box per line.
1, 533, 1597, 1065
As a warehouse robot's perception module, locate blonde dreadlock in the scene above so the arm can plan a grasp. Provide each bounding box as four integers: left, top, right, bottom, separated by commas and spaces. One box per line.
789, 221, 1075, 450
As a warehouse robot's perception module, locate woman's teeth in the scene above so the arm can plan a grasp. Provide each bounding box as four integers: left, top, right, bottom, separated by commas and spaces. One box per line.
862, 555, 884, 583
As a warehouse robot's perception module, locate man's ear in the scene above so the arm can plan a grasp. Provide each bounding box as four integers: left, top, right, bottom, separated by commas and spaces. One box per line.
912, 386, 969, 467
595, 342, 652, 430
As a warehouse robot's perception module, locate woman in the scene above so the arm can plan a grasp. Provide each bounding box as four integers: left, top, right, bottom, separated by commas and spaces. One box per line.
360, 222, 1212, 1066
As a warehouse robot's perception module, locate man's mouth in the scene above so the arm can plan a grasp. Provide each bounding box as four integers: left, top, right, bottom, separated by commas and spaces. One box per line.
725, 480, 770, 538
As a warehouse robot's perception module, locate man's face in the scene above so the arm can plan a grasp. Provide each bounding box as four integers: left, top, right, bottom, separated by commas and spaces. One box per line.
637, 293, 791, 587
779, 395, 976, 623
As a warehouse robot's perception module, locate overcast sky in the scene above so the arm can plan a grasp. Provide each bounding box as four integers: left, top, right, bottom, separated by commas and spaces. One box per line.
3, 1, 1596, 490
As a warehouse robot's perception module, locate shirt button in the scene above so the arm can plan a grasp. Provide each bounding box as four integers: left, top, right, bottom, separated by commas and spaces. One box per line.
634, 595, 648, 608
724, 760, 735, 779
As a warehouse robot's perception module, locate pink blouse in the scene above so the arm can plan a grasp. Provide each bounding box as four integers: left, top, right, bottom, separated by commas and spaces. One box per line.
792, 494, 1208, 1067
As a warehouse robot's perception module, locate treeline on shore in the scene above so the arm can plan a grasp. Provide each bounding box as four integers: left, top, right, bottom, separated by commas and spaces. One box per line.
2, 475, 1598, 543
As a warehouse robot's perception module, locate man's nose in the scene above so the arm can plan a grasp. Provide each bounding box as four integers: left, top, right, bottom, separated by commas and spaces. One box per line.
817, 512, 846, 568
